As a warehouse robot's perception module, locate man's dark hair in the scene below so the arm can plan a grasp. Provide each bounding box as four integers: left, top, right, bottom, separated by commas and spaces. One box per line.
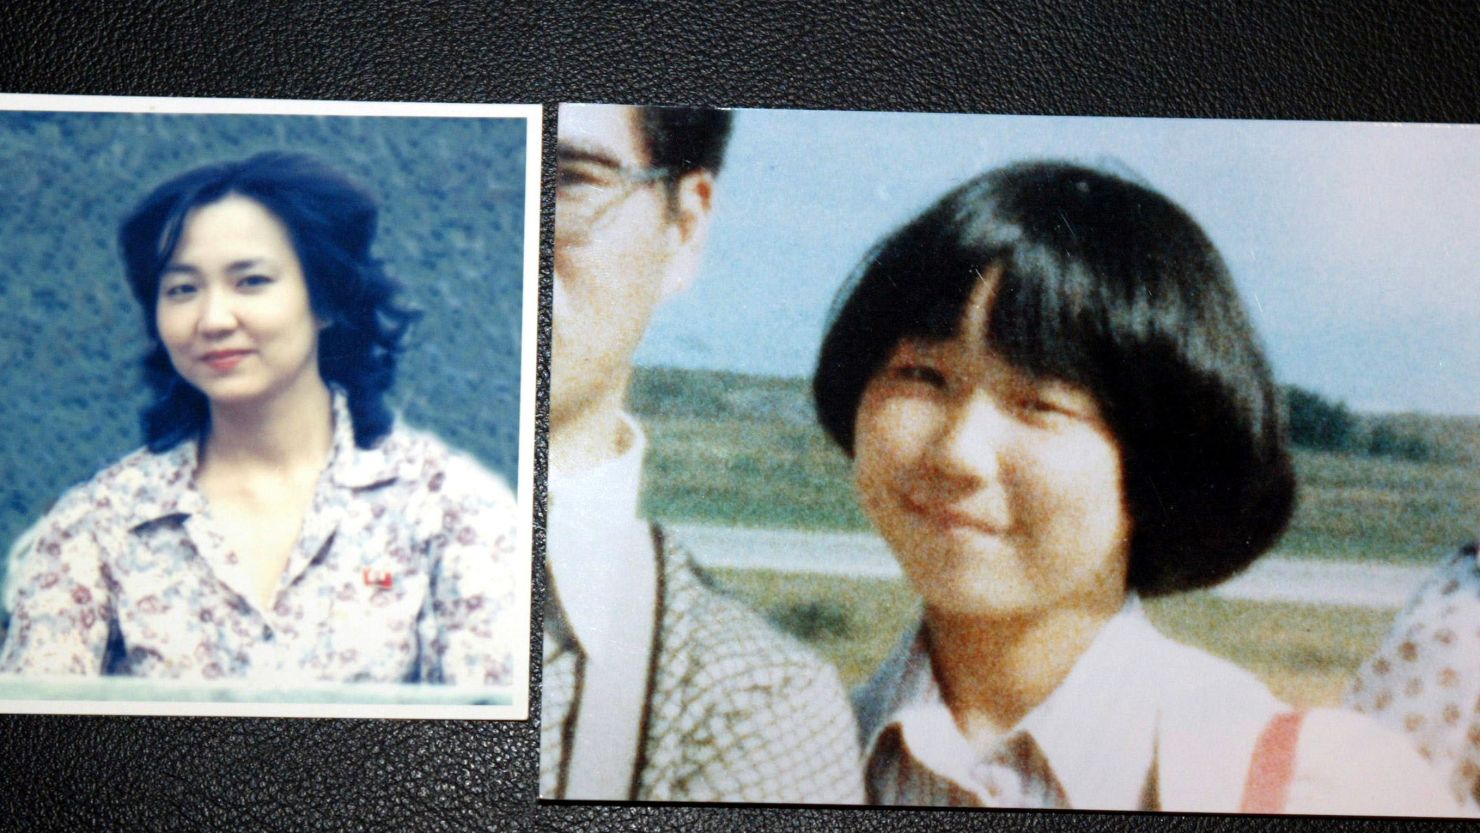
635, 106, 734, 177
119, 151, 419, 452
814, 160, 1296, 597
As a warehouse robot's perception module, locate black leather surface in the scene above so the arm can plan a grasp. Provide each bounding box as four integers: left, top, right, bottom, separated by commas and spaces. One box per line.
3, 1, 1479, 830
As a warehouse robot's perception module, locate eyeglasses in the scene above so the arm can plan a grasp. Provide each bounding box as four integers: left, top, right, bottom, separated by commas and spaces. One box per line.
555, 156, 672, 244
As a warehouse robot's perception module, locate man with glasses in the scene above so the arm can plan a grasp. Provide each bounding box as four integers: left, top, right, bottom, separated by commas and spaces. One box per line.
541, 104, 862, 802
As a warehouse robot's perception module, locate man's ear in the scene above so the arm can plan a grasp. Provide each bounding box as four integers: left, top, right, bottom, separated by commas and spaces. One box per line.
658, 169, 715, 300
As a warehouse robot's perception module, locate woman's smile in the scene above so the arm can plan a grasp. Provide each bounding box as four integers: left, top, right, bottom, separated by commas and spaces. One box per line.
200, 349, 254, 372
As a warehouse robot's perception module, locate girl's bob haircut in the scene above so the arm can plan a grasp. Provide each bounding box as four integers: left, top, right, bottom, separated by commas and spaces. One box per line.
814, 161, 1295, 596
119, 151, 418, 452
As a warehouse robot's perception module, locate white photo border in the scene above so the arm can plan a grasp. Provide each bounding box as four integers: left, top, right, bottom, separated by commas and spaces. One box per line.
0, 93, 540, 721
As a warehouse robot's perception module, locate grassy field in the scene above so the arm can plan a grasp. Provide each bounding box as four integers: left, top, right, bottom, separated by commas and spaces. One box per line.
711, 568, 1395, 708
634, 366, 1480, 565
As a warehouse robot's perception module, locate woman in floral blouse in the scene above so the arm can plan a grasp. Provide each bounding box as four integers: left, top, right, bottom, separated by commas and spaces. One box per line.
0, 152, 519, 686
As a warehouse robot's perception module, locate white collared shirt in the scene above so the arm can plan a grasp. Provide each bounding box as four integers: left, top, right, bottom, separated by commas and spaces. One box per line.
857, 595, 1464, 815
859, 597, 1176, 809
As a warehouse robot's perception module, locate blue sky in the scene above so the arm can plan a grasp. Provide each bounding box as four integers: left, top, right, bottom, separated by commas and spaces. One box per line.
633, 109, 1480, 416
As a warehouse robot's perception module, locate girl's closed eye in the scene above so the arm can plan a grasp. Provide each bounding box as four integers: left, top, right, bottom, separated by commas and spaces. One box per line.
238, 274, 273, 289
1011, 393, 1060, 416
889, 362, 946, 387
1017, 384, 1099, 423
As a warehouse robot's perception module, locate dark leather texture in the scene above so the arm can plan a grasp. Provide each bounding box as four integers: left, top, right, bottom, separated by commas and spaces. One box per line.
2, 0, 1478, 831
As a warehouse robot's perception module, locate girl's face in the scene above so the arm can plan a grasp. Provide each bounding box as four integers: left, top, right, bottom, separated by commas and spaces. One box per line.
852, 271, 1133, 622
155, 194, 325, 411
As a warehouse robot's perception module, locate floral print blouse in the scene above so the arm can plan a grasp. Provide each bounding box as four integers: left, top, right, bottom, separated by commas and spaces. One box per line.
0, 394, 520, 687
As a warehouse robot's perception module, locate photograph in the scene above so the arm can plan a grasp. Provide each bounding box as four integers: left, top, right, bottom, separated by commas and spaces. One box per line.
543, 102, 1480, 814
0, 94, 540, 719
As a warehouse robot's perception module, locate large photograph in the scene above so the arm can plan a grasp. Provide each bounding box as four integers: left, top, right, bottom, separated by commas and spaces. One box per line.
543, 103, 1480, 813
0, 95, 540, 719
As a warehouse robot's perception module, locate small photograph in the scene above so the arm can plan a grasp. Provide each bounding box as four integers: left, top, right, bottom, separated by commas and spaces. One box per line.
0, 94, 539, 719
542, 102, 1480, 813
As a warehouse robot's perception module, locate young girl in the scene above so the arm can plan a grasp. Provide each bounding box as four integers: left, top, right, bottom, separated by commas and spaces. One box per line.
815, 161, 1457, 814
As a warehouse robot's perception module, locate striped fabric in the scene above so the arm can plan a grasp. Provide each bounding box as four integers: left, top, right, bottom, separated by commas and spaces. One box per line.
868, 722, 1070, 808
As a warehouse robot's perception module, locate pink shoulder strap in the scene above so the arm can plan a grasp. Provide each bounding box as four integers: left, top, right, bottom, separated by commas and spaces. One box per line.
1240, 710, 1306, 814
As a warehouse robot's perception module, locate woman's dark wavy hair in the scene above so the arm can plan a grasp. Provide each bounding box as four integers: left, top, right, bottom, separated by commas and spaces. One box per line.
814, 160, 1296, 596
119, 151, 419, 452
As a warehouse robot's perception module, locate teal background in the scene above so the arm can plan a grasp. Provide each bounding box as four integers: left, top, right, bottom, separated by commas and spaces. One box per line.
0, 110, 529, 598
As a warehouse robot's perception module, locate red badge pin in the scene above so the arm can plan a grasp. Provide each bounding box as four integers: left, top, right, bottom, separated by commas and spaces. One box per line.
363, 568, 394, 589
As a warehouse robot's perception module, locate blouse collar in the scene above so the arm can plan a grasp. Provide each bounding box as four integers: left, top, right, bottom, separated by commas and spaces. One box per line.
122, 390, 400, 529
859, 596, 1166, 809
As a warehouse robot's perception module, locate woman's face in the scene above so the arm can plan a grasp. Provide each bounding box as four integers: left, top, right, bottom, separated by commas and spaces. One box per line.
853, 272, 1132, 621
155, 194, 325, 410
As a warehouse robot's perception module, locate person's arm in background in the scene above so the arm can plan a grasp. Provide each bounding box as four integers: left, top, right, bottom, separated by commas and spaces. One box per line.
1346, 544, 1480, 812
